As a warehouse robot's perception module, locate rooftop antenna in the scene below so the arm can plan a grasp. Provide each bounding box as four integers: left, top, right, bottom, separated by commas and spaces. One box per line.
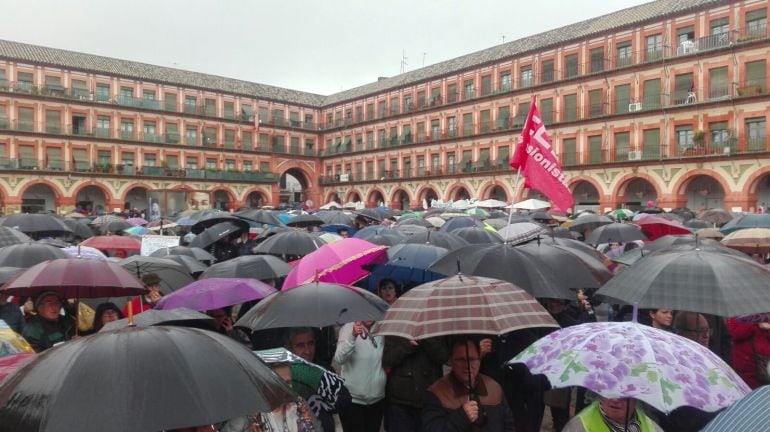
422, 52, 427, 67
502, 35, 506, 43
400, 50, 408, 74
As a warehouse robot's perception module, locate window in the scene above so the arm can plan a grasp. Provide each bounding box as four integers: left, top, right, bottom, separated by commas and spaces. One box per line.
499, 72, 511, 91
563, 94, 577, 122
225, 159, 235, 171
516, 102, 530, 126
463, 79, 475, 100
446, 84, 456, 103
710, 17, 729, 35
565, 54, 579, 78
355, 106, 363, 121
562, 138, 577, 166
378, 101, 387, 118
144, 153, 157, 167
46, 147, 62, 170
417, 92, 426, 108
120, 86, 133, 98
224, 130, 235, 148
403, 156, 412, 176
390, 97, 399, 115
18, 146, 36, 169
447, 117, 456, 137
709, 67, 728, 99
121, 119, 134, 139
746, 9, 767, 38
72, 148, 88, 171
643, 79, 661, 109
431, 154, 440, 172
745, 60, 767, 92
260, 161, 271, 173
616, 43, 632, 67
481, 75, 492, 96
206, 158, 217, 170
497, 106, 510, 130
0, 105, 6, 129
185, 156, 198, 170
184, 96, 197, 114
590, 47, 605, 73
540, 98, 553, 124
676, 125, 694, 151
143, 121, 157, 138
447, 152, 456, 174
403, 97, 412, 113
242, 131, 253, 151
272, 135, 285, 152
258, 133, 269, 150
71, 79, 88, 99
259, 107, 269, 123
17, 72, 33, 92
614, 132, 630, 161
243, 161, 252, 172
709, 121, 731, 150
96, 115, 110, 137
462, 113, 473, 136
588, 135, 603, 164
166, 123, 179, 143
480, 110, 491, 133
520, 66, 533, 88
677, 26, 695, 43
646, 34, 663, 61
366, 131, 374, 149
271, 109, 284, 125
204, 99, 216, 116
746, 117, 766, 151
97, 150, 111, 166
204, 127, 217, 147
164, 93, 177, 111
643, 128, 660, 159
366, 103, 374, 120
416, 122, 425, 142
143, 90, 155, 100
223, 102, 235, 119
674, 73, 695, 105
402, 125, 412, 144
186, 127, 198, 146
615, 84, 631, 113
96, 84, 110, 102
45, 110, 61, 134
541, 60, 554, 83
588, 89, 603, 117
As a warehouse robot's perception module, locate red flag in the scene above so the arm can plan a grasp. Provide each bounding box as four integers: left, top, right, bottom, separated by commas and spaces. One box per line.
510, 101, 574, 212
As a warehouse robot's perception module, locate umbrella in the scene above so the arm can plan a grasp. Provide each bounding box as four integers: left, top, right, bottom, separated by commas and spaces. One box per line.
0, 353, 35, 383
156, 278, 276, 311
235, 282, 389, 330
451, 227, 504, 244
483, 218, 509, 230
698, 208, 734, 226
721, 228, 770, 254
0, 267, 23, 285
0, 326, 295, 431
375, 275, 558, 340
36, 238, 69, 248
395, 217, 433, 228
191, 215, 251, 235
200, 255, 291, 280
253, 230, 327, 258
702, 385, 770, 432
0, 320, 34, 357
316, 211, 355, 226
126, 217, 148, 226
101, 307, 215, 331
283, 238, 388, 289
465, 208, 490, 218
584, 223, 647, 245
62, 219, 94, 239
353, 208, 390, 222
89, 215, 124, 226
424, 216, 446, 228
657, 212, 684, 223
596, 248, 770, 316
119, 255, 195, 294
64, 212, 86, 219
0, 227, 31, 247
497, 222, 548, 244
235, 209, 285, 226
0, 243, 68, 268
511, 198, 551, 211
161, 255, 209, 275
149, 246, 216, 261
97, 219, 132, 235
123, 226, 150, 236
353, 226, 404, 241
394, 224, 429, 236
61, 245, 108, 261
720, 213, 770, 235
400, 231, 470, 250
685, 218, 711, 229
610, 209, 634, 221
439, 216, 484, 232
80, 235, 141, 253
188, 222, 245, 249
474, 199, 509, 208
175, 216, 198, 227
510, 320, 749, 413
671, 207, 697, 221
0, 214, 72, 237
366, 243, 448, 290
569, 214, 614, 232
286, 213, 325, 228
145, 218, 176, 228
318, 224, 356, 236
0, 258, 146, 299
635, 216, 691, 240
696, 227, 725, 239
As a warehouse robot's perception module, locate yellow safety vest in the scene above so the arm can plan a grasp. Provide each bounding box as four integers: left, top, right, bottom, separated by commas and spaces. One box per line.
578, 401, 655, 432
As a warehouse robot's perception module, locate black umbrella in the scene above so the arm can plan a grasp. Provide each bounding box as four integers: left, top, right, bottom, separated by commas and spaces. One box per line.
316, 211, 355, 226
353, 208, 393, 222
439, 216, 484, 232
393, 224, 429, 236
597, 248, 770, 316
189, 222, 245, 249
0, 242, 68, 268
584, 223, 647, 245
0, 226, 31, 247
354, 226, 404, 241
362, 234, 402, 246
118, 255, 195, 294
235, 282, 389, 330
191, 215, 251, 235
0, 267, 23, 284
235, 208, 285, 226
671, 207, 696, 221
150, 246, 216, 261
685, 218, 711, 229
401, 230, 469, 250
162, 255, 209, 275
62, 219, 94, 239
568, 214, 614, 232
286, 213, 325, 228
395, 217, 433, 228
253, 230, 327, 258
0, 326, 295, 431
1, 214, 72, 238
451, 227, 504, 244
101, 307, 215, 331
200, 255, 291, 280
97, 219, 132, 235
36, 238, 70, 248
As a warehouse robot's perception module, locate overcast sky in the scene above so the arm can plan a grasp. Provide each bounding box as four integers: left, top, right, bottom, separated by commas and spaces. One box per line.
0, 0, 648, 95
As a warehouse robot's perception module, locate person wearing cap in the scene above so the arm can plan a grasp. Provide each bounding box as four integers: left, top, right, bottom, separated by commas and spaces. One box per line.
123, 273, 163, 316
21, 291, 75, 352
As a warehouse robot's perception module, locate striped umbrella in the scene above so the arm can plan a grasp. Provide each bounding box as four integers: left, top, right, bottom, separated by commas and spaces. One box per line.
721, 228, 770, 254
375, 275, 558, 341
703, 385, 770, 432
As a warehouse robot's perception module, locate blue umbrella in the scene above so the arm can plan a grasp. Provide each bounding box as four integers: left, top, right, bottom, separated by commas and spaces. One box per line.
720, 213, 770, 235
366, 243, 448, 291
319, 224, 357, 236
702, 385, 770, 432
123, 226, 151, 236
175, 217, 197, 227
276, 213, 294, 224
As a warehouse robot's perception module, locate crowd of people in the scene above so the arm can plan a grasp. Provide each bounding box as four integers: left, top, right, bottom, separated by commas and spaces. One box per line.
1, 204, 769, 432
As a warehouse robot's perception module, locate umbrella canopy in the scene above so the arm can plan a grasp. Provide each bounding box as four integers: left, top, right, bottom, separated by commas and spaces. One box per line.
0, 214, 72, 238
465, 208, 490, 218
698, 208, 734, 226
365, 243, 448, 291
721, 228, 770, 254
635, 215, 691, 240
584, 223, 647, 245
596, 248, 770, 316
145, 218, 176, 228
395, 217, 433, 228
569, 214, 614, 232
283, 238, 388, 288
156, 278, 276, 311
149, 246, 216, 261
696, 227, 725, 239
123, 226, 151, 236
191, 215, 251, 235
286, 213, 325, 228
393, 224, 429, 236
400, 231, 469, 250
0, 258, 146, 299
353, 226, 404, 240
0, 267, 23, 285
609, 209, 634, 221
510, 321, 749, 413
253, 230, 327, 258
474, 199, 509, 208
235, 208, 285, 226
188, 222, 245, 249
0, 243, 68, 268
96, 219, 132, 235
0, 353, 35, 383
685, 218, 711, 229
161, 255, 209, 275
451, 226, 504, 244
126, 217, 148, 226
80, 235, 141, 253
439, 216, 484, 232
375, 275, 558, 340
511, 198, 551, 211
119, 255, 195, 294
721, 213, 770, 234
101, 307, 215, 331
702, 385, 770, 432
255, 348, 345, 408
671, 207, 697, 221
0, 326, 295, 432
235, 282, 389, 330
0, 227, 31, 247
317, 211, 355, 226
61, 245, 108, 261
497, 222, 548, 245
200, 255, 291, 280
62, 219, 94, 239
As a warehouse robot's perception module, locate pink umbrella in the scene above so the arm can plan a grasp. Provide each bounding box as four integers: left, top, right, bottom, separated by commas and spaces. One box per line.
283, 238, 388, 289
155, 278, 276, 312
0, 353, 35, 383
126, 217, 148, 226
635, 215, 691, 240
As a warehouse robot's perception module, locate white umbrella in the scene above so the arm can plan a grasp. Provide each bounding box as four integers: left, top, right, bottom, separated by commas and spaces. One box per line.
474, 199, 509, 208
319, 202, 341, 210
510, 198, 551, 211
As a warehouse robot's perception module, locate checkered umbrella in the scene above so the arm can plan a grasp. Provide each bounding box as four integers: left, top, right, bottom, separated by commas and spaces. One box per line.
375, 275, 558, 341
0, 227, 31, 247
497, 222, 548, 245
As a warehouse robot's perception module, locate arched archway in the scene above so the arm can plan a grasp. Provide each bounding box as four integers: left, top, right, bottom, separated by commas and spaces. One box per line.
280, 168, 311, 207
682, 175, 725, 211
346, 190, 362, 204
74, 185, 108, 215
124, 187, 150, 214
488, 185, 508, 202
618, 178, 658, 211
212, 189, 235, 211
21, 183, 58, 213
572, 181, 600, 212
245, 190, 267, 208
367, 189, 385, 207
325, 192, 341, 204
417, 187, 439, 207
392, 189, 411, 210
450, 185, 471, 201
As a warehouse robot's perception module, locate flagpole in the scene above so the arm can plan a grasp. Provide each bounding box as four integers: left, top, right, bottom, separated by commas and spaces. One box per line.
506, 168, 522, 228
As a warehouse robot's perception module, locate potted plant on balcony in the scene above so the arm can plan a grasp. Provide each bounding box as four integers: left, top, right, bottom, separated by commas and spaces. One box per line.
693, 130, 706, 149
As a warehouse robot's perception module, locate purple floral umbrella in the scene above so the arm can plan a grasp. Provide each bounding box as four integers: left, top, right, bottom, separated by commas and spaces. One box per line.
509, 320, 750, 413
155, 278, 276, 312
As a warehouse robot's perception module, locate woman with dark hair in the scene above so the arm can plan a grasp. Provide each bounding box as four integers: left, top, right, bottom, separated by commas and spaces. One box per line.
88, 302, 124, 334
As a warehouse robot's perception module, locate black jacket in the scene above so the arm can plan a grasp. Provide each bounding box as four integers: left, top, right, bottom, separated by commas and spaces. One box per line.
382, 336, 449, 408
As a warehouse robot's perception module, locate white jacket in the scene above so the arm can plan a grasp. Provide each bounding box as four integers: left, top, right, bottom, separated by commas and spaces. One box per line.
332, 322, 386, 405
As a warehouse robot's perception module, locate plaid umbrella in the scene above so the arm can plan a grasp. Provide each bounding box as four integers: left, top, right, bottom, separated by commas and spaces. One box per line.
584, 222, 647, 245
698, 208, 734, 226
596, 248, 770, 316
721, 228, 770, 254
497, 222, 548, 245
375, 275, 558, 340
0, 227, 31, 247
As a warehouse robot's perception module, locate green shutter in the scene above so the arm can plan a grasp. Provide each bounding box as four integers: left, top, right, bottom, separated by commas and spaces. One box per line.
614, 132, 631, 161
588, 135, 603, 164
643, 129, 660, 159
615, 85, 631, 113
564, 95, 577, 121
540, 98, 553, 124
643, 79, 661, 109
563, 138, 577, 166
746, 60, 767, 90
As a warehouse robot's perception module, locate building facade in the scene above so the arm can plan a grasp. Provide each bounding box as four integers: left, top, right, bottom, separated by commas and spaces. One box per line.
1, 0, 770, 215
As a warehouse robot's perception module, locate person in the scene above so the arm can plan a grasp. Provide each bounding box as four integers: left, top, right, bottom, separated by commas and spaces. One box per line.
123, 273, 163, 316
206, 307, 234, 336
377, 279, 399, 306
422, 338, 515, 432
726, 317, 770, 388
21, 291, 75, 352
0, 294, 24, 333
333, 320, 386, 432
382, 336, 449, 432
673, 311, 711, 348
543, 298, 584, 429
563, 397, 663, 431
647, 309, 673, 330
88, 302, 123, 334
